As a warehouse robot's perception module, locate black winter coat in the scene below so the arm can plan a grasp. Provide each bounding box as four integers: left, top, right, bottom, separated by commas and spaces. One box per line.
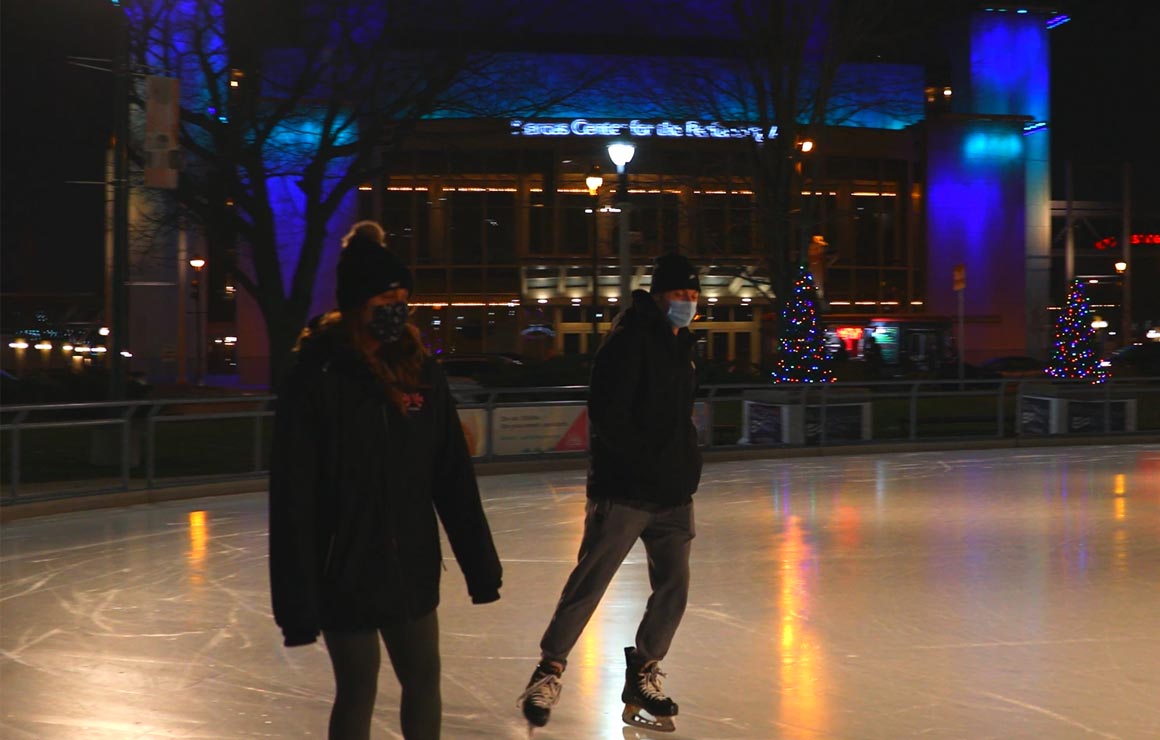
587, 289, 703, 505
268, 321, 502, 646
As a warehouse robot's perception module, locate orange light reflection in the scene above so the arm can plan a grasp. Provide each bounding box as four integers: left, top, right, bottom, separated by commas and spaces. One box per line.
188, 510, 207, 586
777, 515, 825, 737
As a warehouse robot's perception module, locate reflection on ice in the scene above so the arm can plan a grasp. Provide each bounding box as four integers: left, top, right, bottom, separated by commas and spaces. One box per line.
2, 443, 1158, 739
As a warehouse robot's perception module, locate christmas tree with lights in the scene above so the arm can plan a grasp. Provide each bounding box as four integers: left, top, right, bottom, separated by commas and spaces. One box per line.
1046, 279, 1107, 383
772, 264, 835, 383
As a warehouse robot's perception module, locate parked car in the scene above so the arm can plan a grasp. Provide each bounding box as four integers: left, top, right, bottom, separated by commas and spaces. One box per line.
979, 355, 1046, 379
1099, 342, 1160, 378
435, 353, 524, 402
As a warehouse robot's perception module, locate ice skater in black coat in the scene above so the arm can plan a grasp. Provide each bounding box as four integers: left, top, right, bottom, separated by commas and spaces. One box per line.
518, 252, 703, 734
269, 221, 502, 740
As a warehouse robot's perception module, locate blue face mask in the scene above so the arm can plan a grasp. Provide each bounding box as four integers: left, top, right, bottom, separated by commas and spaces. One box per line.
368, 303, 409, 343
665, 299, 697, 329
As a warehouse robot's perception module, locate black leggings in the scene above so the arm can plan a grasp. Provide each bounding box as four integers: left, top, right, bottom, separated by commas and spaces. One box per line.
322, 610, 441, 740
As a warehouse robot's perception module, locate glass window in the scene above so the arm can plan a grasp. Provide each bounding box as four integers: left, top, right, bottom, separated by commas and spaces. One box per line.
451, 268, 484, 293
693, 329, 709, 359
563, 333, 582, 355
383, 189, 427, 265
880, 268, 906, 306
529, 189, 551, 254
485, 267, 520, 297
735, 331, 752, 363
559, 192, 593, 256
412, 306, 447, 355
695, 193, 726, 255
487, 192, 517, 263
450, 307, 484, 353
414, 268, 446, 297
727, 194, 752, 254
852, 194, 897, 267
632, 192, 682, 254
853, 195, 880, 265
448, 191, 484, 264
712, 332, 728, 360
825, 268, 852, 303
484, 306, 521, 355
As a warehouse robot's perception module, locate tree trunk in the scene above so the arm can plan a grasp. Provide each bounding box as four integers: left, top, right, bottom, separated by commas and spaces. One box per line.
265, 310, 309, 391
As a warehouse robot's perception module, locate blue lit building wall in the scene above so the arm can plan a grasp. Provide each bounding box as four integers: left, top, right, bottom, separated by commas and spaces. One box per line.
926, 118, 1027, 359
927, 8, 1053, 360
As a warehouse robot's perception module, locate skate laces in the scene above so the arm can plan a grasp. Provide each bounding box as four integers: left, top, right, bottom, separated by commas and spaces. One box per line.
637, 662, 668, 701
518, 670, 563, 709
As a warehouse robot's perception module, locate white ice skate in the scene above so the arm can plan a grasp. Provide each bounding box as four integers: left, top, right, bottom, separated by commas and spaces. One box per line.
517, 661, 564, 736
621, 647, 677, 733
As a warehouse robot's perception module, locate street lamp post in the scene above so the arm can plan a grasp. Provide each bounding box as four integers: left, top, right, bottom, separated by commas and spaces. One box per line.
607, 141, 635, 307
189, 256, 206, 385
1115, 259, 1129, 346
585, 165, 604, 353
1120, 163, 1132, 344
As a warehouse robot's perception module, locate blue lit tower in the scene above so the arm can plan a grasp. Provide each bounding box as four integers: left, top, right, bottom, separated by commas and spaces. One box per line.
924, 6, 1063, 361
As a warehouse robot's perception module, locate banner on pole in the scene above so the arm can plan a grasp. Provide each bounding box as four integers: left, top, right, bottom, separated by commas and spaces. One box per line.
144, 76, 180, 189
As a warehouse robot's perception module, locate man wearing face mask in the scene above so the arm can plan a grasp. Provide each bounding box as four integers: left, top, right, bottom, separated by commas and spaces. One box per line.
269, 221, 502, 740
518, 252, 702, 734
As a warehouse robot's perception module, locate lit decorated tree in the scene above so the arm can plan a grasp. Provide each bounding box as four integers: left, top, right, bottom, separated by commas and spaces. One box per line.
772, 264, 835, 383
1046, 279, 1107, 383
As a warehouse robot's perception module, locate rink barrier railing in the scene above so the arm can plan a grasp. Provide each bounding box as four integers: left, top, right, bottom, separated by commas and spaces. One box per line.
2, 377, 1157, 505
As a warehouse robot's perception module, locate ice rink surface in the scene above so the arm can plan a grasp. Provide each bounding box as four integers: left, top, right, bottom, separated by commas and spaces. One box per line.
3, 444, 1159, 740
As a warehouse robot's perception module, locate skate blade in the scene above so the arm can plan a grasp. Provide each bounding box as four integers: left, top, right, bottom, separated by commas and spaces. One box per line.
622, 704, 676, 733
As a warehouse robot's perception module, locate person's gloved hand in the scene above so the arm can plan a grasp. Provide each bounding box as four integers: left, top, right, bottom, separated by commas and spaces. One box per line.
471, 589, 500, 605
282, 627, 319, 647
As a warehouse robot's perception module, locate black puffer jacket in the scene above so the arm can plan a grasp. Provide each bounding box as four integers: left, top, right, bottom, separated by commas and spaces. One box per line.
587, 289, 703, 505
268, 320, 502, 646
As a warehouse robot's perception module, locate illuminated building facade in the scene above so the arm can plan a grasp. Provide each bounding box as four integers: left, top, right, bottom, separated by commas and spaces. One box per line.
111, 2, 1077, 385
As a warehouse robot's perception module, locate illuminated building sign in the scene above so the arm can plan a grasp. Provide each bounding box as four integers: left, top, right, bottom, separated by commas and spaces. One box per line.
1094, 234, 1160, 251
509, 118, 779, 143
834, 326, 864, 352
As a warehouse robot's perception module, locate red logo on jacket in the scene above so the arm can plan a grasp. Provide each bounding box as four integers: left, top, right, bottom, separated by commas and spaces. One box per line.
403, 392, 425, 412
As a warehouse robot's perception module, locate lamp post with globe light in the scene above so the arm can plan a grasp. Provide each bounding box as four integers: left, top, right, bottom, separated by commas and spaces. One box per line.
1114, 259, 1130, 345
607, 141, 635, 307
189, 256, 206, 384
586, 165, 604, 352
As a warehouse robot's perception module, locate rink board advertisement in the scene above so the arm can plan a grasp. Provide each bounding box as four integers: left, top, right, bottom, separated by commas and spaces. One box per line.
740, 401, 871, 445
492, 404, 589, 456
463, 403, 712, 457
1020, 396, 1137, 435
458, 408, 489, 457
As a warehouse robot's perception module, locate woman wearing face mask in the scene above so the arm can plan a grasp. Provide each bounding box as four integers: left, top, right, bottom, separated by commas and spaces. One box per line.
269, 221, 502, 740
518, 252, 702, 735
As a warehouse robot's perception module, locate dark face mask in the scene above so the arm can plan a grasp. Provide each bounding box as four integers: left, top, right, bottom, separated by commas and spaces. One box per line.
367, 303, 408, 343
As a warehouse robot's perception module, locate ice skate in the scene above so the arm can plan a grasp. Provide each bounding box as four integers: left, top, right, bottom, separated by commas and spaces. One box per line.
517, 660, 564, 733
621, 646, 677, 733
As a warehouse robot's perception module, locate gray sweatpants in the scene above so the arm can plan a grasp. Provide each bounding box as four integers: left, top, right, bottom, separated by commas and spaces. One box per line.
539, 498, 695, 665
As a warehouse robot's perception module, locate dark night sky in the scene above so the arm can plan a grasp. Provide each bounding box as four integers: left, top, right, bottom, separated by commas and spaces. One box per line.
1048, 2, 1160, 204
1, 1, 1155, 298
2, 0, 118, 295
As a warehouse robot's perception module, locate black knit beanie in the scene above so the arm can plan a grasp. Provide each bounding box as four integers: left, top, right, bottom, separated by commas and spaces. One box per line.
335, 234, 414, 311
649, 252, 701, 294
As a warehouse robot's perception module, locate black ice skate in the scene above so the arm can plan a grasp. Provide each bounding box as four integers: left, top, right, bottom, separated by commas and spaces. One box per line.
517, 660, 564, 732
621, 646, 678, 733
